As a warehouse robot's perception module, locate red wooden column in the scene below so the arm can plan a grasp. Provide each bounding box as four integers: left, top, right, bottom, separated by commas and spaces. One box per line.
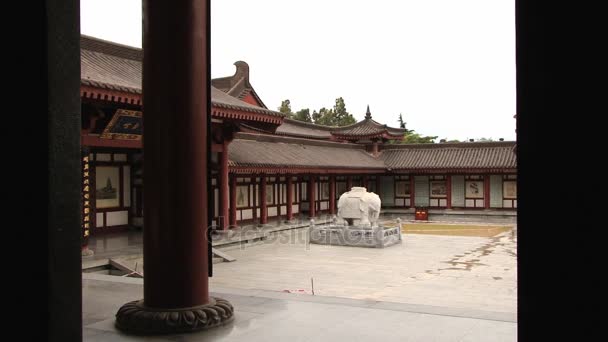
446, 175, 452, 209
346, 176, 352, 191
219, 142, 229, 230
309, 175, 316, 218
286, 176, 293, 220
252, 177, 258, 222
484, 175, 491, 209
116, 0, 233, 334
329, 175, 336, 215
229, 174, 237, 227
260, 175, 268, 224
410, 176, 416, 207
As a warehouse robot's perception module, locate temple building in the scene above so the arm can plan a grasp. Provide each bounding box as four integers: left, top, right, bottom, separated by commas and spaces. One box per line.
80, 35, 517, 239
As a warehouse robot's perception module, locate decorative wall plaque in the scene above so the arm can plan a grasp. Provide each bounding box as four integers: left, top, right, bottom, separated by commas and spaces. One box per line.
100, 109, 142, 140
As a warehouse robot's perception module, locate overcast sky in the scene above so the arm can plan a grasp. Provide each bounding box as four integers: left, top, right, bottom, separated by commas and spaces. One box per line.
81, 0, 516, 141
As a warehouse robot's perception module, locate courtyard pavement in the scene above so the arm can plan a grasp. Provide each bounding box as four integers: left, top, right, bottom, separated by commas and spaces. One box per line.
82, 218, 517, 341
210, 226, 517, 315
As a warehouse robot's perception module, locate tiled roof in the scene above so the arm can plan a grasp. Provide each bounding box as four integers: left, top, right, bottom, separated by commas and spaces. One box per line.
81, 45, 142, 93
274, 115, 405, 141
80, 35, 143, 60
229, 133, 384, 169
330, 107, 406, 140
211, 87, 283, 117
211, 61, 268, 109
80, 35, 283, 119
381, 142, 517, 170
331, 119, 406, 137
274, 119, 333, 139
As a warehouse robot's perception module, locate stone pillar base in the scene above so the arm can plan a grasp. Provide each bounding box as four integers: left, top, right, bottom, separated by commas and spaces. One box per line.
115, 297, 234, 335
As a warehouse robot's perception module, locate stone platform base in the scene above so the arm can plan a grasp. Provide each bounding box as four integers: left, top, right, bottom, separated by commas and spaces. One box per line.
309, 225, 402, 248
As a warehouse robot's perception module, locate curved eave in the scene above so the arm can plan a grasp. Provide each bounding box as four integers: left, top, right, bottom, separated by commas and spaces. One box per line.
329, 119, 370, 132
212, 106, 283, 124
81, 84, 142, 105
228, 165, 386, 174
238, 123, 276, 135
274, 131, 333, 140
81, 83, 284, 124
81, 79, 142, 94
331, 130, 405, 141
330, 119, 407, 134
388, 167, 517, 174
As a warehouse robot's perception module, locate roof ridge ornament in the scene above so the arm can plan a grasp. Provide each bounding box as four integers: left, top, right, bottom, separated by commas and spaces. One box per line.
365, 105, 372, 120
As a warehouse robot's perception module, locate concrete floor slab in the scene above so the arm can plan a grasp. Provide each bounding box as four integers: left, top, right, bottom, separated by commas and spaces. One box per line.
83, 275, 516, 341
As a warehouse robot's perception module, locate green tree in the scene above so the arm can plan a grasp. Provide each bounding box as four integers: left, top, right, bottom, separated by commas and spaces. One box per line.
396, 113, 416, 134
314, 107, 336, 126
293, 108, 312, 123
333, 97, 356, 126
311, 109, 322, 123
289, 97, 356, 127
398, 113, 405, 129
402, 132, 438, 144
278, 99, 293, 118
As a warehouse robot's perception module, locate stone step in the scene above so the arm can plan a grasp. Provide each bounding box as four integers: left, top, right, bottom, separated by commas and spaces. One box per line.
212, 248, 236, 262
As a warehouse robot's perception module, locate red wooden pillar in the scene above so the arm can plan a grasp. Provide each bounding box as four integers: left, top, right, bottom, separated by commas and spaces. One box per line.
219, 142, 229, 230
309, 175, 316, 218
446, 175, 452, 209
116, 0, 233, 333
346, 176, 352, 191
410, 176, 416, 207
252, 177, 257, 222
329, 175, 336, 215
484, 175, 491, 209
229, 174, 237, 227
260, 175, 268, 224
286, 176, 293, 220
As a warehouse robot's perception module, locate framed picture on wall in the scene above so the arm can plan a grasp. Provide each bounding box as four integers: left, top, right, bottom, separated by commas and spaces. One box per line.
503, 181, 517, 199
236, 186, 248, 208
96, 166, 120, 208
395, 181, 410, 197
266, 184, 274, 205
430, 181, 447, 197
465, 181, 484, 198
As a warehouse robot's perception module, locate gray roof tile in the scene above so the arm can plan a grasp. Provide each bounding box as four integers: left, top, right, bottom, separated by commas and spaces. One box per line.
381, 142, 517, 170
229, 133, 384, 169
80, 35, 283, 118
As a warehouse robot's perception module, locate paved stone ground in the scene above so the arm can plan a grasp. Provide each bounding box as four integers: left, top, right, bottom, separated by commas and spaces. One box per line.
83, 275, 516, 341
91, 222, 517, 316
82, 220, 517, 341
209, 226, 517, 315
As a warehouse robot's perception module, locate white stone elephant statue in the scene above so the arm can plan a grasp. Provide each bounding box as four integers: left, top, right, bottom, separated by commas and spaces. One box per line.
337, 187, 381, 227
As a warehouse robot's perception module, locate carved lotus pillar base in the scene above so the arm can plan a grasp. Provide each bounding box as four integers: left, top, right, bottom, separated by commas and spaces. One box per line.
115, 297, 234, 335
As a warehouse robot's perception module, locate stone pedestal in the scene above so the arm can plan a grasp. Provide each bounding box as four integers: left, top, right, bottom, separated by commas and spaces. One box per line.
116, 298, 234, 334
309, 224, 402, 248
